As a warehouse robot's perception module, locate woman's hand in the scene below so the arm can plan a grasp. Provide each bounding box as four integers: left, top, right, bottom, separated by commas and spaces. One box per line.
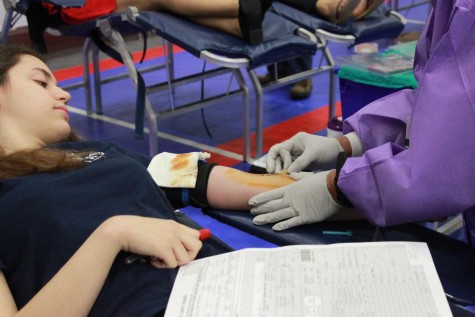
103, 216, 202, 269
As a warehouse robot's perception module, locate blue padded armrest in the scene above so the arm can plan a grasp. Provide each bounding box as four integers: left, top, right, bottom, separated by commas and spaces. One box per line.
205, 208, 475, 306
129, 11, 317, 68
38, 0, 85, 7
272, 2, 405, 44
206, 209, 378, 245
16, 0, 86, 10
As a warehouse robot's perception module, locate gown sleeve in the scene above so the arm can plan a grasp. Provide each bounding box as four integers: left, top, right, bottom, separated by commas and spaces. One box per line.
337, 0, 475, 226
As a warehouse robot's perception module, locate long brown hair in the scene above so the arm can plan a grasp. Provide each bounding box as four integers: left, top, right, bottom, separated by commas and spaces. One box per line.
0, 43, 89, 180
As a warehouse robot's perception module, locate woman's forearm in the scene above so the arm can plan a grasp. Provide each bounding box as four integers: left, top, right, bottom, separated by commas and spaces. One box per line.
206, 166, 295, 210
10, 215, 201, 317
15, 218, 122, 317
0, 272, 17, 315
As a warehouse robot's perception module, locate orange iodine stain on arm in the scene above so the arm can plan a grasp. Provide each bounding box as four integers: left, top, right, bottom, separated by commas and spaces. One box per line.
223, 169, 294, 190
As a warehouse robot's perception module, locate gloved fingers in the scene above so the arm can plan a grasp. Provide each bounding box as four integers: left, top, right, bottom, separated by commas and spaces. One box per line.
248, 187, 286, 207
272, 216, 307, 231
265, 146, 280, 173
277, 146, 294, 172
289, 171, 316, 181
273, 157, 284, 174
250, 198, 285, 215
287, 151, 318, 173
252, 207, 297, 225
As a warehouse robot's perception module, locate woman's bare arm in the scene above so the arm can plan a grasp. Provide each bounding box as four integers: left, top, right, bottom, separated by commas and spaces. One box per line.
0, 225, 118, 317
11, 220, 121, 317
2, 216, 201, 317
206, 166, 295, 210
206, 166, 364, 220
0, 271, 18, 316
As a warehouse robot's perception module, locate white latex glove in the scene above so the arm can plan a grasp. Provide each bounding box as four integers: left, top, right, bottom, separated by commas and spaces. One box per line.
248, 171, 344, 231
266, 132, 343, 174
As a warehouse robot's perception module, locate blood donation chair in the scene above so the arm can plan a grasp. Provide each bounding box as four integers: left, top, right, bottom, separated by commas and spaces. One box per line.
269, 1, 406, 121
1, 0, 330, 162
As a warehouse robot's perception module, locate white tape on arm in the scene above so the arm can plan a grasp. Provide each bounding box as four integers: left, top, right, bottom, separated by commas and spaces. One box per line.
147, 152, 211, 188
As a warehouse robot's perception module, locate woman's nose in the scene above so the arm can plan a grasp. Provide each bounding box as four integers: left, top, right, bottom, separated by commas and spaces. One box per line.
55, 86, 71, 104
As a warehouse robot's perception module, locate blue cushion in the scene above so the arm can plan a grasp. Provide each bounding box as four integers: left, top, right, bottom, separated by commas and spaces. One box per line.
131, 11, 317, 68
272, 2, 405, 44
55, 10, 317, 68
33, 0, 86, 8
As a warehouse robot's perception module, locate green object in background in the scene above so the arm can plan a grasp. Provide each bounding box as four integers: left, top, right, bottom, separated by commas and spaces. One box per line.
337, 41, 419, 90
388, 40, 418, 57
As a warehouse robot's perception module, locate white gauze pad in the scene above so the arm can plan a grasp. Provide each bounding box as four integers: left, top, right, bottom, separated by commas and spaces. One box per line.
147, 152, 211, 188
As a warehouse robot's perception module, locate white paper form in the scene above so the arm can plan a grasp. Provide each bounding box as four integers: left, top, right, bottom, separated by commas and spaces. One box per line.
165, 242, 452, 317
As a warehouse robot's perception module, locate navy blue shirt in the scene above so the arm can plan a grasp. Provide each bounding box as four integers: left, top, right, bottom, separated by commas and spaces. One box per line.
0, 141, 229, 316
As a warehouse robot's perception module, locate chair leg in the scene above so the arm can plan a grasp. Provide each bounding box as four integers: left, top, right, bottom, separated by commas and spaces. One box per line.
82, 38, 93, 115
167, 41, 175, 91
233, 69, 251, 162
320, 41, 336, 121
92, 44, 103, 114
248, 69, 264, 159
1, 9, 14, 44
162, 38, 176, 111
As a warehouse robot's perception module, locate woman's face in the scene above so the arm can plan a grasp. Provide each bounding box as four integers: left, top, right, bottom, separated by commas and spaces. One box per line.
0, 54, 72, 149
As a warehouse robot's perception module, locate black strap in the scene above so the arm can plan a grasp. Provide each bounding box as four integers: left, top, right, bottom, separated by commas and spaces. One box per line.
188, 162, 218, 209
162, 162, 217, 209
334, 151, 354, 207
90, 30, 146, 140
25, 2, 65, 53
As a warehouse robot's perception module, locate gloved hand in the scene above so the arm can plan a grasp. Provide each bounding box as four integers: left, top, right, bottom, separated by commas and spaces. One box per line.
248, 171, 344, 231
266, 132, 343, 174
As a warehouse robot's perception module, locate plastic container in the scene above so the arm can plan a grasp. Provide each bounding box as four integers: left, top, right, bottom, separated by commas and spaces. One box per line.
339, 78, 401, 119
337, 53, 414, 77
337, 42, 418, 120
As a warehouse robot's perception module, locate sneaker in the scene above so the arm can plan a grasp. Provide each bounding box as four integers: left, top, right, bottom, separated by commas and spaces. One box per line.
290, 78, 313, 99
257, 73, 273, 85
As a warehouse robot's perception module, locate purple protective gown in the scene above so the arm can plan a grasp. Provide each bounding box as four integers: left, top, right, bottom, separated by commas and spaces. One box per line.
338, 0, 475, 238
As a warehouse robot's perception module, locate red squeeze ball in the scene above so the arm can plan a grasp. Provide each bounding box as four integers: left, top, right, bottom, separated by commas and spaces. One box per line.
199, 229, 211, 241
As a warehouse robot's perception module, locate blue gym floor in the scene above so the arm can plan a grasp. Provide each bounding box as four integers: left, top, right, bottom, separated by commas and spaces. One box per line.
52, 2, 435, 250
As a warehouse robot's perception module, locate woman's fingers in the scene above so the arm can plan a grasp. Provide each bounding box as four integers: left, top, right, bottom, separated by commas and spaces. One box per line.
151, 223, 203, 268
119, 217, 206, 269
172, 229, 202, 266
151, 255, 177, 269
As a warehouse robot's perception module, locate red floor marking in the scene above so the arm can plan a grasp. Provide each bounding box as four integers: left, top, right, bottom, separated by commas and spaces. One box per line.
209, 103, 342, 166
53, 45, 184, 81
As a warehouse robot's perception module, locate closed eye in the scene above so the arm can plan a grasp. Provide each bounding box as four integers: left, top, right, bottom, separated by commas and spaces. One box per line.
35, 80, 48, 88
